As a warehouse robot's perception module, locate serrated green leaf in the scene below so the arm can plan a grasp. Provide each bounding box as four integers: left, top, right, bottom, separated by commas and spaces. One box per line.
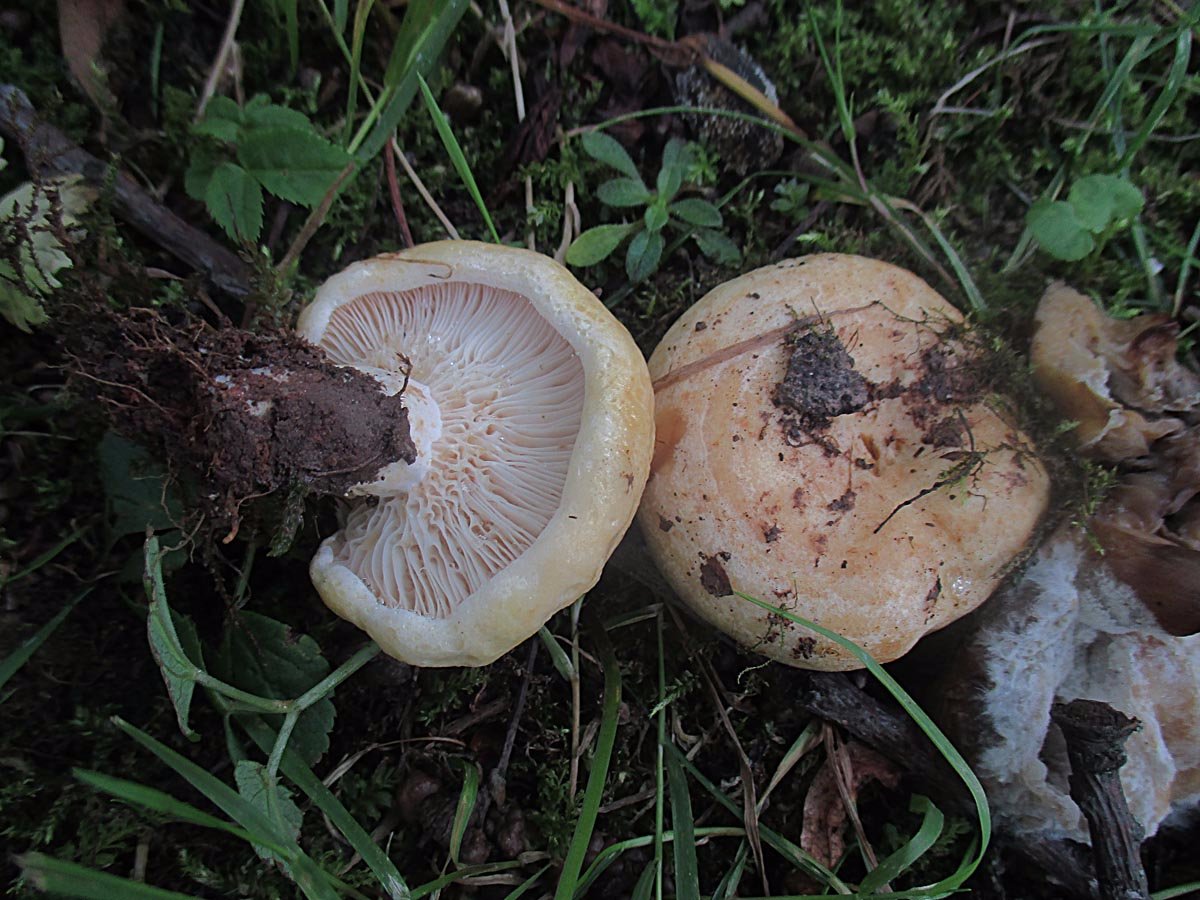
237, 128, 351, 207
237, 715, 411, 899
1028, 199, 1094, 261
596, 177, 650, 208
626, 229, 664, 282
670, 198, 722, 228
581, 131, 641, 180
98, 433, 179, 539
113, 717, 341, 900
643, 202, 668, 233
0, 176, 91, 331
0, 271, 48, 333
145, 536, 202, 740
193, 96, 242, 142
243, 95, 314, 132
566, 223, 634, 267
655, 138, 690, 201
184, 149, 219, 203
1069, 174, 1143, 232
235, 760, 304, 863
214, 612, 335, 766
204, 163, 264, 244
98, 432, 181, 540
694, 228, 741, 265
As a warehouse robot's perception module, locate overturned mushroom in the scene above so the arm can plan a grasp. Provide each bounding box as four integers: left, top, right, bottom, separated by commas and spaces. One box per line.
298, 241, 654, 666
940, 284, 1200, 842
638, 254, 1050, 670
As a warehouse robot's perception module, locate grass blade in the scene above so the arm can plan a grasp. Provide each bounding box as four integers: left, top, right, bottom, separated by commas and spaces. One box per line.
666, 746, 700, 898
416, 73, 500, 243
113, 717, 340, 900
16, 853, 201, 899
503, 863, 551, 899
73, 769, 274, 849
0, 589, 85, 695
736, 591, 990, 896
236, 714, 411, 899
449, 760, 481, 866
556, 621, 622, 900
857, 795, 945, 893
1119, 26, 1193, 168
352, 0, 468, 161
410, 861, 524, 898
538, 625, 576, 681
1, 524, 86, 587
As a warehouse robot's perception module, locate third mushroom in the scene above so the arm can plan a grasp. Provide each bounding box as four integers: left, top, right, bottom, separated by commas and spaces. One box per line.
638, 253, 1051, 670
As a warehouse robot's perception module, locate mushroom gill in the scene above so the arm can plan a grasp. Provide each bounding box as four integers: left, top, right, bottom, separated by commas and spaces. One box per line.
316, 282, 585, 618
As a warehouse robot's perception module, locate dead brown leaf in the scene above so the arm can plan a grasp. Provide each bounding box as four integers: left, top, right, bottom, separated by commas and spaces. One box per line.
800, 734, 901, 870
57, 0, 125, 109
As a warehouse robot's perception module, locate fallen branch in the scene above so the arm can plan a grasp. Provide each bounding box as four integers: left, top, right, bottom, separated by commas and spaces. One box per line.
1051, 699, 1150, 900
0, 84, 253, 297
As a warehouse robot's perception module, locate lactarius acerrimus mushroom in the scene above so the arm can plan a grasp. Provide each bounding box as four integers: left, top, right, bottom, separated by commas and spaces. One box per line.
936, 283, 1200, 842
297, 241, 654, 666
638, 254, 1050, 670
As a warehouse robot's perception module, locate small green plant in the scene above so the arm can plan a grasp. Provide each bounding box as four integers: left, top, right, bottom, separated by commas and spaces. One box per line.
0, 137, 93, 332
185, 95, 352, 245
1027, 173, 1145, 262
567, 132, 740, 284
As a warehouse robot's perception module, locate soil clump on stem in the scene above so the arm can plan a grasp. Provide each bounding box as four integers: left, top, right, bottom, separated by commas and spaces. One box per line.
61, 305, 415, 539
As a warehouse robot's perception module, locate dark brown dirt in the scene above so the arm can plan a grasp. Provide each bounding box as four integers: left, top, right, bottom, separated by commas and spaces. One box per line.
62, 306, 414, 536
774, 325, 870, 429
699, 553, 733, 597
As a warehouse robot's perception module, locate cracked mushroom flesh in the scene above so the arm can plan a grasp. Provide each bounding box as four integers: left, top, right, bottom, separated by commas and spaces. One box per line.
297, 241, 654, 666
638, 254, 1050, 670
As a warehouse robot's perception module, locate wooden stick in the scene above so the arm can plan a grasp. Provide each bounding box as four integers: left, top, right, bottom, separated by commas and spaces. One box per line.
0, 85, 253, 297
1051, 699, 1151, 900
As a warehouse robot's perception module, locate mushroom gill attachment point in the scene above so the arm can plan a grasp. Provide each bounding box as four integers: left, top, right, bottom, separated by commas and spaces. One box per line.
298, 241, 655, 666
638, 254, 1050, 670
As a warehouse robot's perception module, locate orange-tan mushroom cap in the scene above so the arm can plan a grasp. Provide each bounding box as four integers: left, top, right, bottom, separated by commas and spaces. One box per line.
298, 241, 654, 666
639, 254, 1050, 670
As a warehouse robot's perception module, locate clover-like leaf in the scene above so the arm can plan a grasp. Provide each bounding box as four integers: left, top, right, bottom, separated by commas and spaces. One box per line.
597, 177, 651, 208
566, 223, 635, 267
1028, 199, 1094, 261
671, 197, 723, 228
626, 228, 665, 282
581, 131, 641, 180
1068, 173, 1144, 232
237, 127, 351, 208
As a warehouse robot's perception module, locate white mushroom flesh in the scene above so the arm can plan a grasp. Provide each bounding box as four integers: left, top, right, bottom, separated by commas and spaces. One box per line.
315, 283, 585, 618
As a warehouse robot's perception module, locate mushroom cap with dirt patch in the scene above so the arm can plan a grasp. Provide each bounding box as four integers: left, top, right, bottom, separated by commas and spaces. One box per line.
638, 254, 1050, 670
298, 241, 654, 666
